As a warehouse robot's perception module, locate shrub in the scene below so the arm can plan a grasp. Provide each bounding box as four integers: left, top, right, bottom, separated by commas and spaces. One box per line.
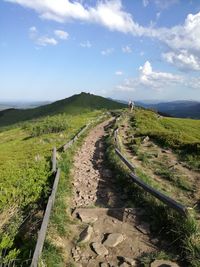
24, 115, 69, 137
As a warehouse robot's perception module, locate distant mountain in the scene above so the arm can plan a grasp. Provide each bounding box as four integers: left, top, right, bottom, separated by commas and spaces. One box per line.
136, 100, 200, 119
0, 92, 126, 127
0, 101, 51, 111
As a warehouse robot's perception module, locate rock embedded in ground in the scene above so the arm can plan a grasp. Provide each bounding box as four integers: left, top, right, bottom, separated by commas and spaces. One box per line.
142, 136, 150, 143
151, 238, 159, 245
162, 149, 171, 154
103, 233, 125, 247
78, 225, 93, 243
119, 263, 130, 267
122, 257, 137, 266
77, 211, 98, 223
150, 259, 180, 267
71, 247, 81, 262
91, 242, 109, 256
136, 222, 150, 235
100, 263, 109, 267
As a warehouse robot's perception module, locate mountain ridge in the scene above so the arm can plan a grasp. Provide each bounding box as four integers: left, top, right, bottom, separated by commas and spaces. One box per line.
0, 92, 125, 127
136, 100, 200, 119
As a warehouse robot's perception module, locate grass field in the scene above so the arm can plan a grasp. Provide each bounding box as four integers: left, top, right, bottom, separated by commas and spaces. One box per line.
0, 110, 101, 265
131, 108, 200, 170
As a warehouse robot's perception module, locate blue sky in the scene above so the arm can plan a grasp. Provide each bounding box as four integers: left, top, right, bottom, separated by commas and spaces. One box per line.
1, 0, 200, 101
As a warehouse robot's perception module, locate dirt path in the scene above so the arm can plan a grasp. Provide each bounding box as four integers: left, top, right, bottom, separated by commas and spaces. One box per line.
72, 119, 126, 208
69, 119, 161, 267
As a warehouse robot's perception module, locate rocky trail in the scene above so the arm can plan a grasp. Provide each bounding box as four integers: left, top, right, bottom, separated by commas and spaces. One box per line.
67, 119, 180, 267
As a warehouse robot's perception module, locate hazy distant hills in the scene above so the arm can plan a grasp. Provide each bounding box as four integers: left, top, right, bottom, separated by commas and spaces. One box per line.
136, 100, 200, 119
0, 101, 51, 111
0, 92, 125, 127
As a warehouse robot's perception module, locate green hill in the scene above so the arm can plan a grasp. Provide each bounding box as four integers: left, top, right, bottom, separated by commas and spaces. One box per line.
0, 92, 125, 127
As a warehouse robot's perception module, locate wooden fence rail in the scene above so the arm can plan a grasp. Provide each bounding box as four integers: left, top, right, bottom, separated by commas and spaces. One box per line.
31, 123, 90, 267
129, 172, 188, 216
30, 170, 61, 267
114, 129, 189, 217
115, 148, 135, 173
62, 124, 89, 152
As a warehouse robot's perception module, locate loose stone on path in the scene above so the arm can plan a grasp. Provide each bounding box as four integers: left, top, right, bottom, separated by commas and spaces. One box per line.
103, 233, 125, 248
151, 259, 180, 267
91, 242, 109, 256
78, 225, 93, 243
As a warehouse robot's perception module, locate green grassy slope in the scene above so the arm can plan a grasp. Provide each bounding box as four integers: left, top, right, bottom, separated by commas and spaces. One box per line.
0, 92, 125, 264
0, 92, 125, 127
0, 111, 103, 264
130, 107, 200, 169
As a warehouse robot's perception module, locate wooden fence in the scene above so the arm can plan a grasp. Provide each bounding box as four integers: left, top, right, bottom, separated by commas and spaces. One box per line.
114, 128, 189, 217
31, 124, 89, 267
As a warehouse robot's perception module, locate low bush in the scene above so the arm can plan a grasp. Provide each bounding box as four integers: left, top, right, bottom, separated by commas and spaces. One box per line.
24, 115, 69, 137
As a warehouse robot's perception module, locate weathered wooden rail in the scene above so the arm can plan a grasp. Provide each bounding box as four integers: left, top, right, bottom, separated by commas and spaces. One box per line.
31, 169, 61, 267
114, 128, 189, 217
62, 124, 89, 151
30, 124, 90, 267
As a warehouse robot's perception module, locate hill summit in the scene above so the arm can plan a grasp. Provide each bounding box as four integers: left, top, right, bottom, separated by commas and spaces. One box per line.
0, 92, 126, 127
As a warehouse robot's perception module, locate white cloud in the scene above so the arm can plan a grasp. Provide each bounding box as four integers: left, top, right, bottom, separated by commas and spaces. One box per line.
143, 0, 149, 7
117, 78, 135, 91
37, 36, 58, 46
139, 61, 182, 89
156, 12, 161, 20
153, 0, 179, 9
117, 61, 183, 92
54, 30, 69, 40
29, 26, 57, 46
6, 0, 90, 22
157, 12, 200, 70
101, 48, 114, 56
162, 50, 200, 71
80, 40, 92, 48
115, 71, 123, 76
6, 0, 200, 71
5, 0, 144, 35
29, 26, 38, 38
143, 0, 178, 9
122, 45, 132, 53
158, 12, 200, 53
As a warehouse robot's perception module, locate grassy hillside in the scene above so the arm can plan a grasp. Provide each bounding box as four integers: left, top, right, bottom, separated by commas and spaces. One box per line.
130, 107, 200, 169
0, 111, 103, 265
0, 92, 125, 127
0, 92, 124, 265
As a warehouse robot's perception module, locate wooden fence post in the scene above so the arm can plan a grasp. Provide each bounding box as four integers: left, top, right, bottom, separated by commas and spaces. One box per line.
52, 147, 57, 173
